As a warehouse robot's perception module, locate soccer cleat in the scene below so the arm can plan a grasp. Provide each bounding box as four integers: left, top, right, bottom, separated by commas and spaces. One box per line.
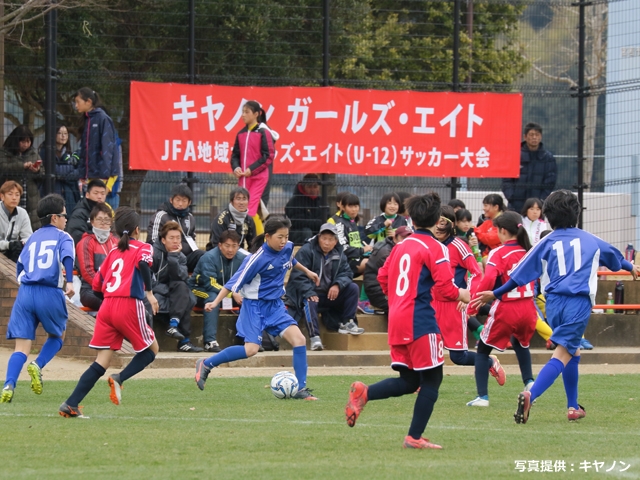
488, 355, 506, 386
403, 436, 443, 450
466, 396, 489, 407
545, 339, 557, 350
514, 391, 532, 424
108, 374, 123, 406
568, 404, 586, 421
580, 338, 594, 350
204, 341, 221, 353
178, 341, 204, 352
1, 385, 14, 403
292, 387, 318, 400
165, 327, 185, 341
310, 336, 324, 351
27, 361, 43, 395
338, 320, 365, 335
195, 359, 212, 391
345, 381, 368, 427
59, 402, 85, 418
357, 301, 375, 315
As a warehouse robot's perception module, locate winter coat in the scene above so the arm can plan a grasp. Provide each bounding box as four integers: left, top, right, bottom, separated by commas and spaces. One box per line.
364, 214, 409, 243
66, 197, 99, 244
147, 201, 198, 256
38, 144, 80, 212
189, 246, 247, 296
76, 107, 119, 180
76, 231, 118, 291
151, 239, 194, 312
327, 213, 365, 262
230, 123, 278, 176
363, 237, 395, 311
0, 146, 44, 230
284, 183, 325, 242
285, 235, 354, 328
502, 141, 557, 213
0, 203, 32, 255
206, 208, 256, 251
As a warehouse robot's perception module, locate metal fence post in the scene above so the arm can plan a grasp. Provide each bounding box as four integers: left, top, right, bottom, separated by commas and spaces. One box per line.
44, 2, 58, 196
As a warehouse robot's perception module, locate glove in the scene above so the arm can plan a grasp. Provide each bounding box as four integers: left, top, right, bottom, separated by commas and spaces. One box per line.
70, 153, 80, 166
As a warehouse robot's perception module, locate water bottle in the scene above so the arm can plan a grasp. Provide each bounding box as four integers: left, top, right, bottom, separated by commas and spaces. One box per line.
614, 281, 624, 314
606, 292, 614, 314
469, 232, 482, 263
625, 244, 635, 263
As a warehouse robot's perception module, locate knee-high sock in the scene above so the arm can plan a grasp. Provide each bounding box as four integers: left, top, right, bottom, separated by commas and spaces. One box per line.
203, 345, 247, 369
475, 352, 491, 397
450, 350, 476, 366
119, 349, 156, 383
408, 384, 439, 440
292, 346, 308, 388
530, 358, 565, 403
35, 337, 64, 369
368, 370, 420, 401
562, 355, 581, 409
535, 318, 553, 341
4, 352, 27, 388
66, 362, 106, 407
511, 337, 534, 385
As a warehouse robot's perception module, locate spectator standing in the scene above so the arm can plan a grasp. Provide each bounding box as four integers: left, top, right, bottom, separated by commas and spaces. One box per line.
474, 193, 505, 258
521, 197, 547, 246
190, 230, 247, 353
66, 179, 109, 244
206, 187, 256, 252
0, 181, 32, 262
285, 174, 326, 245
502, 122, 557, 213
0, 125, 44, 230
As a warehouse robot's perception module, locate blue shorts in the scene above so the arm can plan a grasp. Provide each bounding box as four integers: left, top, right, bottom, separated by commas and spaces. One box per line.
6, 284, 68, 340
547, 294, 592, 356
235, 298, 296, 345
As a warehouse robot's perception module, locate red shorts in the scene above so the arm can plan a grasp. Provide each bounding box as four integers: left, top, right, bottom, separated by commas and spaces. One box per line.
90, 297, 155, 353
433, 299, 468, 351
480, 299, 536, 351
390, 333, 444, 371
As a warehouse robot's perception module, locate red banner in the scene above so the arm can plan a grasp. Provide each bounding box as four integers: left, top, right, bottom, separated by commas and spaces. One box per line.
130, 81, 522, 177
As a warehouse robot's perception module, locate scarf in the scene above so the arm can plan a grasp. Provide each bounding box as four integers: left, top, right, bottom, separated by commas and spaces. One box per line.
229, 203, 247, 226
93, 226, 111, 244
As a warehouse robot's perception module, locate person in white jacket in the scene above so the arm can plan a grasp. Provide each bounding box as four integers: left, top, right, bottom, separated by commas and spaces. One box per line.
0, 181, 32, 262
520, 197, 547, 246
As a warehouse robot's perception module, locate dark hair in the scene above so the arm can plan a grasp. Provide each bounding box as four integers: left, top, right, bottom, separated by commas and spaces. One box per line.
0, 180, 23, 196
229, 187, 250, 202
302, 173, 320, 184
482, 193, 505, 211
395, 191, 412, 215
87, 179, 107, 193
379, 192, 401, 213
540, 229, 553, 239
114, 207, 140, 251
436, 205, 456, 238
90, 203, 113, 222
3, 125, 34, 156
170, 183, 193, 202
264, 215, 291, 236
55, 124, 71, 151
493, 211, 531, 251
521, 197, 544, 219
448, 198, 466, 210
37, 194, 66, 225
244, 100, 267, 124
159, 220, 182, 239
76, 87, 104, 109
455, 208, 472, 222
341, 193, 360, 222
219, 229, 241, 244
542, 190, 580, 229
524, 122, 542, 135
335, 191, 351, 212
405, 192, 441, 229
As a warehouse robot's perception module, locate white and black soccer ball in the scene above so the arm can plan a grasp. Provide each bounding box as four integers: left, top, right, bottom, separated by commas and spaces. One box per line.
270, 371, 299, 399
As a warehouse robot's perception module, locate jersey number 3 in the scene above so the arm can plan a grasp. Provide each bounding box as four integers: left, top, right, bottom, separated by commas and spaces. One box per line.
105, 258, 124, 293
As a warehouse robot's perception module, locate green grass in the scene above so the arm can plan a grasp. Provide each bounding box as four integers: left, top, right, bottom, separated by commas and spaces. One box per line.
1, 374, 639, 479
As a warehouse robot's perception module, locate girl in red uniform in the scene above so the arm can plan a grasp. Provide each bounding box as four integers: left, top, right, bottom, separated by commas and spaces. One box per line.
59, 207, 160, 417
466, 211, 537, 407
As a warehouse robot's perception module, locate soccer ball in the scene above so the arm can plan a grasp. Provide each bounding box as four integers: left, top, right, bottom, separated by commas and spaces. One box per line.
270, 371, 299, 399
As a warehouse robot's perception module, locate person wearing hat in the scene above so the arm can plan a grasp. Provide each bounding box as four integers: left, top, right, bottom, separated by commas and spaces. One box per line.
285, 222, 363, 350
285, 173, 327, 245
363, 225, 413, 313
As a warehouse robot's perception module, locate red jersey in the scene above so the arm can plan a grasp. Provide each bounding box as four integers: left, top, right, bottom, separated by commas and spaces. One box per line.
92, 239, 153, 300
444, 236, 482, 298
378, 230, 460, 345
475, 216, 501, 255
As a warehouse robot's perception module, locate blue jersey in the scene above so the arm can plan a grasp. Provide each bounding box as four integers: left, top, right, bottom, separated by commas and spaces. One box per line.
16, 225, 75, 289
509, 228, 631, 304
225, 241, 297, 301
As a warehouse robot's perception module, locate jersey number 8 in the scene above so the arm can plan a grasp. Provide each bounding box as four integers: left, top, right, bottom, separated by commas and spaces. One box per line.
395, 253, 411, 296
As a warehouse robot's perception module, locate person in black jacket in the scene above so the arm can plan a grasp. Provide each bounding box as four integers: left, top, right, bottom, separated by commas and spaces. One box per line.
285, 223, 363, 351
66, 179, 109, 244
285, 174, 326, 245
363, 226, 413, 313
502, 122, 557, 213
206, 187, 256, 251
151, 221, 202, 352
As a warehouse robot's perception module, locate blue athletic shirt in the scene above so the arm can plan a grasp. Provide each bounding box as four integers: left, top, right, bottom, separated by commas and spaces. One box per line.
16, 224, 75, 289
225, 241, 298, 300
499, 228, 633, 305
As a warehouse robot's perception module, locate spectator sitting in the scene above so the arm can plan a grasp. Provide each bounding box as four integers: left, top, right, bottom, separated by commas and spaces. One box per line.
363, 226, 413, 313
285, 173, 326, 245
365, 192, 409, 243
0, 181, 32, 262
206, 187, 256, 252
147, 183, 204, 272
286, 222, 363, 350
190, 230, 247, 353
66, 179, 110, 244
151, 221, 202, 352
76, 203, 118, 311
448, 198, 466, 212
0, 125, 45, 230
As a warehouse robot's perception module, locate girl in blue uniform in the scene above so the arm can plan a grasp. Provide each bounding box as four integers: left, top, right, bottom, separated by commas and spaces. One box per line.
195, 216, 320, 400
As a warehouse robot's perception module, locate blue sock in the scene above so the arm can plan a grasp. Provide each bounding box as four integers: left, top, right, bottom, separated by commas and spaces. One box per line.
292, 346, 308, 388
562, 355, 581, 409
66, 362, 106, 407
119, 349, 156, 383
474, 353, 491, 398
4, 352, 28, 389
35, 337, 64, 369
203, 345, 247, 368
169, 318, 179, 328
530, 358, 565, 402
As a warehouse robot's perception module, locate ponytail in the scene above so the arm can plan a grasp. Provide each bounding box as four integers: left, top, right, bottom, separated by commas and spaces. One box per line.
493, 211, 531, 251
118, 231, 131, 252
250, 234, 265, 253
257, 108, 267, 124
114, 207, 141, 252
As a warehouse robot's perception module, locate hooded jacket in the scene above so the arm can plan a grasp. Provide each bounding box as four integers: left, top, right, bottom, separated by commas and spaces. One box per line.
66, 197, 99, 244
230, 123, 278, 175
76, 107, 119, 180
284, 182, 325, 239
146, 201, 198, 256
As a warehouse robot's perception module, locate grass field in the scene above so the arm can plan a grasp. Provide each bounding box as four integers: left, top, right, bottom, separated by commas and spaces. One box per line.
1, 374, 639, 479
